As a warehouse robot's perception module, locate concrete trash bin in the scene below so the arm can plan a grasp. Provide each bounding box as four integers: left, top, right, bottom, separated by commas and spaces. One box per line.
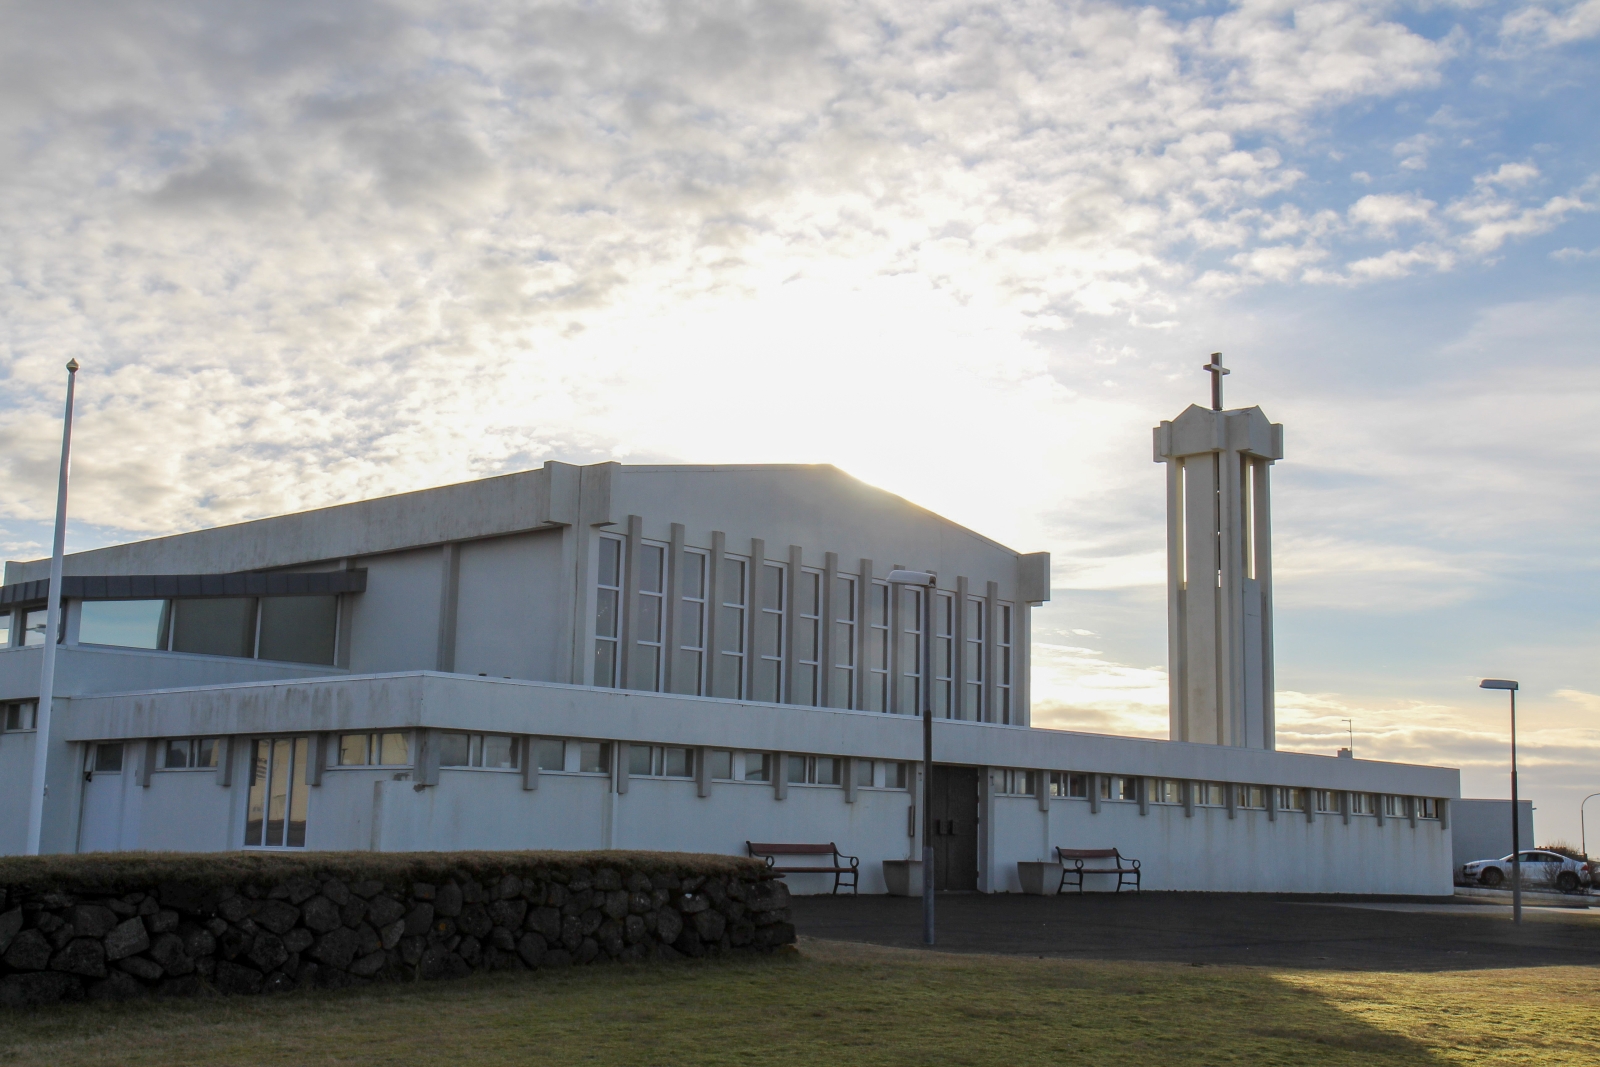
1017, 861, 1060, 895
882, 859, 923, 896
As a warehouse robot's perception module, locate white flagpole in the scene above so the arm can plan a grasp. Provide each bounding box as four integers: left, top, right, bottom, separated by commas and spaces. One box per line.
26, 359, 79, 856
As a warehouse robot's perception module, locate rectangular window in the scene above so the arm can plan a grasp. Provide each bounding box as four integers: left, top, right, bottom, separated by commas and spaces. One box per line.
171, 598, 257, 658
594, 536, 623, 687
1237, 785, 1266, 809
93, 742, 124, 773
743, 752, 772, 782
1314, 789, 1339, 813
629, 743, 653, 776
995, 604, 1013, 724
577, 741, 611, 774
78, 595, 335, 664
865, 581, 890, 712
161, 737, 219, 770
753, 562, 785, 703
709, 749, 733, 780
1382, 794, 1399, 817
1418, 797, 1438, 819
0, 611, 9, 646
997, 769, 1036, 796
933, 592, 954, 718
884, 761, 909, 789
1151, 779, 1183, 805
79, 600, 170, 650
897, 586, 923, 715
257, 596, 337, 666
793, 569, 822, 707
1351, 792, 1375, 816
673, 549, 709, 696
830, 575, 857, 709
440, 732, 519, 770
1199, 782, 1226, 807
1278, 787, 1307, 812
244, 737, 309, 849
1050, 772, 1089, 798
663, 746, 693, 778
631, 543, 665, 692
625, 744, 696, 778
23, 608, 51, 647
854, 758, 875, 788
1100, 775, 1138, 802
2, 701, 38, 732
963, 598, 984, 721
784, 755, 843, 786
336, 732, 411, 767
535, 738, 566, 771
714, 557, 747, 700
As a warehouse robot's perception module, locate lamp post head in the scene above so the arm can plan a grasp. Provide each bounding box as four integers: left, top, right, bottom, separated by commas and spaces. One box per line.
886, 569, 937, 586
65, 359, 79, 373
1480, 679, 1519, 691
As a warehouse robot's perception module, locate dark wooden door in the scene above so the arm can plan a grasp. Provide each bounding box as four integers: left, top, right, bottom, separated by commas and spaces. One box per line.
930, 765, 980, 891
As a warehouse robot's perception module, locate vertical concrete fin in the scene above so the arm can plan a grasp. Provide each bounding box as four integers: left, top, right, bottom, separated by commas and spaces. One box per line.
522, 737, 539, 791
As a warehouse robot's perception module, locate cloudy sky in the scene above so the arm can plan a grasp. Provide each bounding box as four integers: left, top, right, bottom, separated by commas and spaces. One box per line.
2, 0, 1596, 843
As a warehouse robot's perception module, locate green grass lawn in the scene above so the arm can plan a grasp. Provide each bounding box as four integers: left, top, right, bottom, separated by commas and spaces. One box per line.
0, 939, 1594, 1066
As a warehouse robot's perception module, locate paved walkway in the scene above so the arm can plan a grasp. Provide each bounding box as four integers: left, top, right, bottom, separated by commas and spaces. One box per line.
790, 892, 1600, 972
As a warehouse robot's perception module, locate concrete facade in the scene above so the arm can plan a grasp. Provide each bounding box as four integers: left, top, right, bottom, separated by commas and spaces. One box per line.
0, 459, 1459, 894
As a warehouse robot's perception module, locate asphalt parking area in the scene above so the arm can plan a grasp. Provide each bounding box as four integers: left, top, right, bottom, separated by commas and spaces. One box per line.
790, 891, 1600, 971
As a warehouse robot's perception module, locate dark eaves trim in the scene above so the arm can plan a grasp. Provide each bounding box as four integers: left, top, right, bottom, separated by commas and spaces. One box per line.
0, 569, 368, 608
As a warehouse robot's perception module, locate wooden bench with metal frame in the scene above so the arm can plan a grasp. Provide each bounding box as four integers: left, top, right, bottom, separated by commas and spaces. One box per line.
747, 841, 861, 895
1055, 847, 1141, 894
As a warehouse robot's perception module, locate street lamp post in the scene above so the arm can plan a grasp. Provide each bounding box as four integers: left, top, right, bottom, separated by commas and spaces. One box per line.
26, 359, 79, 856
888, 568, 937, 947
1480, 678, 1521, 924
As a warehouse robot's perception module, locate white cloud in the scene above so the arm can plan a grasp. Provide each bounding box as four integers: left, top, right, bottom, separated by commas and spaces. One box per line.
1502, 0, 1600, 45
1348, 192, 1438, 236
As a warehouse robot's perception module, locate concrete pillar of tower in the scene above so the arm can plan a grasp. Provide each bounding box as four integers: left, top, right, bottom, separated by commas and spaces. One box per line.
1153, 404, 1283, 749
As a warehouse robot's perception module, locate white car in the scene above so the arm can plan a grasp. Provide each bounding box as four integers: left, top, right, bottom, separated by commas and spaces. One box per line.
1460, 850, 1593, 893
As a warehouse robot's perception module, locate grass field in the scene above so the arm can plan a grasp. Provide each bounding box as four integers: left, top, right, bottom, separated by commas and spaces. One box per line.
0, 939, 1594, 1066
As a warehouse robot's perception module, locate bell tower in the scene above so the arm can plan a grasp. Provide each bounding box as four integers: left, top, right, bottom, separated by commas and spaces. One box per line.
1153, 356, 1283, 749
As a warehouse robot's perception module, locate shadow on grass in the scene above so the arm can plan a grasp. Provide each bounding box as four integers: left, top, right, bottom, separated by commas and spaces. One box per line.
0, 940, 1461, 1066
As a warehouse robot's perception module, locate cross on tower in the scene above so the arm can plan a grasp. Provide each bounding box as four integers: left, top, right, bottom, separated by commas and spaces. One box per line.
1203, 353, 1229, 411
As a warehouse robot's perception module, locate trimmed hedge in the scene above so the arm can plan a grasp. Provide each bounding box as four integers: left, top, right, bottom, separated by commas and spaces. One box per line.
0, 851, 794, 1008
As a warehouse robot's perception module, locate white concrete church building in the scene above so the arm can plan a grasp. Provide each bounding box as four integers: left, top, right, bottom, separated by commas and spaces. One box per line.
0, 392, 1457, 894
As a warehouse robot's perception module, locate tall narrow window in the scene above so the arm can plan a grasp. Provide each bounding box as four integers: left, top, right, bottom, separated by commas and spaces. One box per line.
714, 556, 747, 699
963, 598, 985, 721
673, 549, 708, 696
244, 736, 309, 849
793, 569, 821, 706
830, 575, 857, 709
630, 542, 665, 691
753, 562, 785, 703
933, 592, 954, 718
897, 586, 923, 715
995, 603, 1013, 724
866, 581, 889, 712
594, 536, 623, 687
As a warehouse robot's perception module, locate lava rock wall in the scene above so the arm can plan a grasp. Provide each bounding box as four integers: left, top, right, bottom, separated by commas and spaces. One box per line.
0, 852, 795, 1007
